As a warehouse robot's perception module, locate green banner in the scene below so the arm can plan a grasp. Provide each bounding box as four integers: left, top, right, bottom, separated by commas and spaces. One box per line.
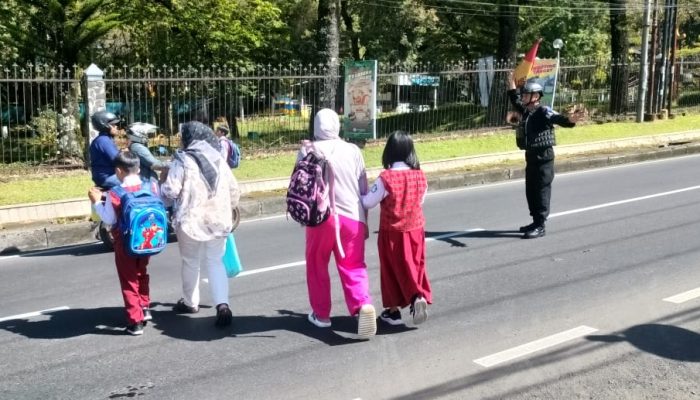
343, 60, 377, 139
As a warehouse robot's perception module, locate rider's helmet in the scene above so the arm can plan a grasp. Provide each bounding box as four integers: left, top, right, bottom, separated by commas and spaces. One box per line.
91, 110, 120, 132
126, 122, 158, 146
522, 81, 544, 97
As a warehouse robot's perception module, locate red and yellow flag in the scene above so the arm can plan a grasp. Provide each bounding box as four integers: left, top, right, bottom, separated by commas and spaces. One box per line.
513, 38, 542, 87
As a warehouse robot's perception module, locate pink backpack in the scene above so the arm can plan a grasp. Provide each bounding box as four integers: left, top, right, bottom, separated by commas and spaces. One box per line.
286, 141, 345, 256
286, 142, 333, 226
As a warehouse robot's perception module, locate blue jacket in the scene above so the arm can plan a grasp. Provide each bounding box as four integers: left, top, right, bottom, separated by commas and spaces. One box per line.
89, 132, 119, 186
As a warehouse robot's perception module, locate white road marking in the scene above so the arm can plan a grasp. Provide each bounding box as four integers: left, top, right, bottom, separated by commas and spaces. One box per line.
0, 306, 70, 322
549, 185, 700, 219
238, 261, 306, 277
663, 287, 700, 304
473, 325, 598, 368
428, 154, 700, 197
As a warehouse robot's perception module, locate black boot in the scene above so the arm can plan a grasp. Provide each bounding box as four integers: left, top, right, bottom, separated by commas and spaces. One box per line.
519, 222, 537, 233
215, 303, 232, 327
523, 225, 546, 239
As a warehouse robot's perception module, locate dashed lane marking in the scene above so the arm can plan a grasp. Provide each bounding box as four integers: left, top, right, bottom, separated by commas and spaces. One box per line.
0, 306, 70, 322
663, 287, 700, 304
473, 325, 598, 368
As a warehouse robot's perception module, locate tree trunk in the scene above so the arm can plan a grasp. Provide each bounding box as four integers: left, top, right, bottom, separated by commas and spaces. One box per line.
486, 0, 519, 126
609, 0, 630, 115
316, 0, 340, 111
55, 82, 85, 164
340, 0, 360, 60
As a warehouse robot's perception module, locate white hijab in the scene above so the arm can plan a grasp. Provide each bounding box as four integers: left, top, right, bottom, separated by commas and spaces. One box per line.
314, 108, 340, 140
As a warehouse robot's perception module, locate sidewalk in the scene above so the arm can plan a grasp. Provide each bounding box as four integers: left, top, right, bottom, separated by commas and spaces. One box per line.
2, 130, 700, 254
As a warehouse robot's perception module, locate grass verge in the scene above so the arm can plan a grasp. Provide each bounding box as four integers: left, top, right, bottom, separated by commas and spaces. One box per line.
1, 114, 699, 206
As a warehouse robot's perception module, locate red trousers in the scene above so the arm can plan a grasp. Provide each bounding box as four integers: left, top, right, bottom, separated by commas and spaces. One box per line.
378, 228, 432, 309
113, 236, 150, 325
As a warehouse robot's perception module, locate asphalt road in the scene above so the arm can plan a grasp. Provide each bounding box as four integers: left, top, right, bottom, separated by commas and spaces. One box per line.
2, 154, 700, 399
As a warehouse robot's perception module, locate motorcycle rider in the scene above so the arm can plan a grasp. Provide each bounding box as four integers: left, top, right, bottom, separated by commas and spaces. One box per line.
126, 122, 170, 183
89, 110, 122, 189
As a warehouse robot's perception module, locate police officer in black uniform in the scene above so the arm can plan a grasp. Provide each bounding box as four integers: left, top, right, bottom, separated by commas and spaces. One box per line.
508, 73, 582, 239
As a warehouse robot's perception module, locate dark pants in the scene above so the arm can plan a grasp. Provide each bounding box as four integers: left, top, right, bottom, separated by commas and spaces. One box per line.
525, 147, 555, 226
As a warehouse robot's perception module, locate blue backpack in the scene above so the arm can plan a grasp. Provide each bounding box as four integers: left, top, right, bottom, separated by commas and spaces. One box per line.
225, 138, 241, 168
111, 184, 168, 257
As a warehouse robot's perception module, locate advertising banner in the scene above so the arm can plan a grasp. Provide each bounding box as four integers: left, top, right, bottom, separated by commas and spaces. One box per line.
343, 60, 377, 139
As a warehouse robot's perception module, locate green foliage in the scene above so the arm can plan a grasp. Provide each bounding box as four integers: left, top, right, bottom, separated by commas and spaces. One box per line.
679, 47, 700, 57
678, 91, 700, 107
376, 104, 485, 137
349, 0, 440, 64
31, 108, 59, 148
1, 0, 122, 66
121, 0, 287, 67
4, 113, 700, 205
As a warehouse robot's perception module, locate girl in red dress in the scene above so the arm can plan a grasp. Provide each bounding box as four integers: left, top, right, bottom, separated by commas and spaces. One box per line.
362, 131, 432, 326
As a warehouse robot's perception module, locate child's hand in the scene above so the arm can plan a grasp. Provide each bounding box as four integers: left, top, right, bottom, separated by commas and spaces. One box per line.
88, 187, 103, 203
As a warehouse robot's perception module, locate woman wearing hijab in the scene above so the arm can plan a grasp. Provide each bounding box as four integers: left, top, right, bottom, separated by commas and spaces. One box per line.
161, 121, 241, 327
298, 108, 377, 338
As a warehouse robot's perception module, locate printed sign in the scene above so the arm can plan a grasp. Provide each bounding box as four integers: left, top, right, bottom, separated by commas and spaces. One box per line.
343, 60, 377, 139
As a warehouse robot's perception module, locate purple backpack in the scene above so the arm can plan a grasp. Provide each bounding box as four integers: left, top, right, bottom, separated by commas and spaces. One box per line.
286, 145, 333, 227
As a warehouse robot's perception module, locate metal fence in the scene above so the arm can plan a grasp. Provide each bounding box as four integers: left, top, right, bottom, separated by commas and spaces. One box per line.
1, 57, 699, 166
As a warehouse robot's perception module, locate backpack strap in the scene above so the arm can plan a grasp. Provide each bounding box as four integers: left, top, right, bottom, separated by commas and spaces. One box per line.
111, 185, 127, 199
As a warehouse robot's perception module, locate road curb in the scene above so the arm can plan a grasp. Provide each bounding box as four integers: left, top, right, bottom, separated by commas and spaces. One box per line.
2, 141, 700, 254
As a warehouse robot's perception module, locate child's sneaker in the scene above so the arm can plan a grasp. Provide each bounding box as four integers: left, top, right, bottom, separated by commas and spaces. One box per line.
411, 297, 428, 325
307, 312, 331, 328
143, 308, 153, 322
357, 304, 377, 338
126, 322, 144, 336
379, 309, 403, 326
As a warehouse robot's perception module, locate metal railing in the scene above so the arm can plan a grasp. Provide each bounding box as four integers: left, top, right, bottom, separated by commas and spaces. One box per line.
1, 57, 699, 167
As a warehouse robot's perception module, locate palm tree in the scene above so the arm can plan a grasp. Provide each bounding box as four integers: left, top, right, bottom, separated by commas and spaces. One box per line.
2, 0, 121, 162
3, 0, 121, 67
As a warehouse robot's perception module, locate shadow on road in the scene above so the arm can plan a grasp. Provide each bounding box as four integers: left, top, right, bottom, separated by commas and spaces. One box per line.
14, 242, 110, 258
385, 306, 700, 400
0, 303, 414, 345
0, 306, 128, 338
586, 323, 700, 362
149, 306, 375, 346
425, 230, 522, 247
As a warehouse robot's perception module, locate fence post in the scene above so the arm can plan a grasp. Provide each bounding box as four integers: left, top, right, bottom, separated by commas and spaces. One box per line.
82, 64, 105, 169
84, 64, 106, 143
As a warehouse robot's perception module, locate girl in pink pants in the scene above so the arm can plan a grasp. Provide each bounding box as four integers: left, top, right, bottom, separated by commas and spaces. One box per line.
298, 108, 376, 338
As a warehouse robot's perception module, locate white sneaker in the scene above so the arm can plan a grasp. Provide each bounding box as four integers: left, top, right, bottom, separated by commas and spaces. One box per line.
307, 312, 331, 328
357, 304, 377, 338
412, 297, 428, 325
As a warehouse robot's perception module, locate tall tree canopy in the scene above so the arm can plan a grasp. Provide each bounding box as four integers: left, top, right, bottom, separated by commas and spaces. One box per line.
1, 0, 122, 67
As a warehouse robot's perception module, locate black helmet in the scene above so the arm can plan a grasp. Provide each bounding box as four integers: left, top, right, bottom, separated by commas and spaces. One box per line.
126, 122, 158, 145
91, 110, 120, 132
522, 81, 544, 96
